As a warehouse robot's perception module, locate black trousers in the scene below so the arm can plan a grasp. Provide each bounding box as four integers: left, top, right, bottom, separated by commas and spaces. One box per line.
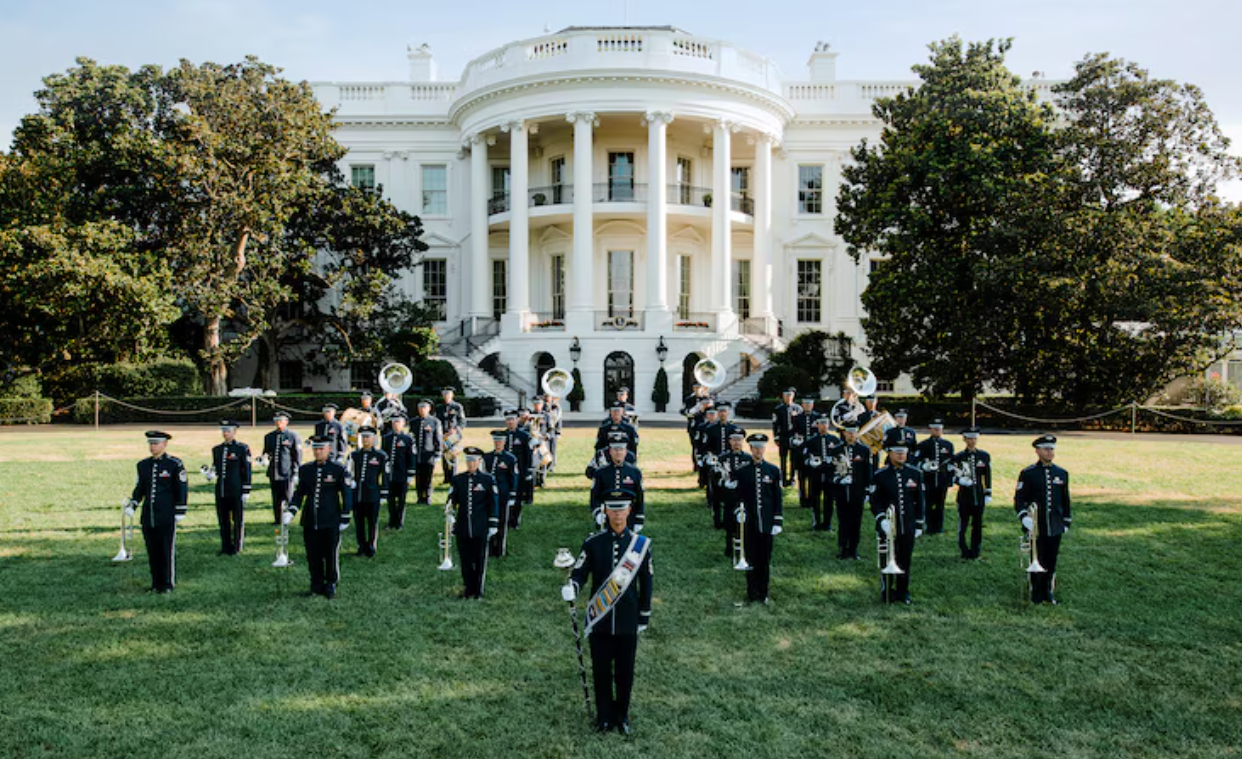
509, 479, 529, 528
490, 497, 512, 557
388, 479, 410, 528
793, 450, 808, 505
548, 435, 559, 470
743, 526, 774, 602
269, 479, 294, 524
589, 633, 638, 727
926, 483, 949, 533
355, 500, 380, 555
414, 462, 435, 504
441, 453, 457, 484
808, 476, 833, 530
1029, 534, 1063, 603
834, 489, 864, 556
303, 526, 341, 591
457, 534, 489, 598
142, 523, 176, 591
880, 533, 915, 603
724, 501, 738, 559
707, 479, 723, 529
215, 495, 245, 554
778, 445, 793, 485
958, 503, 984, 558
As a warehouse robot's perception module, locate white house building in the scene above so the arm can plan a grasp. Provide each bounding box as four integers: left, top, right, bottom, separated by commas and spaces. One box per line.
296, 26, 1058, 410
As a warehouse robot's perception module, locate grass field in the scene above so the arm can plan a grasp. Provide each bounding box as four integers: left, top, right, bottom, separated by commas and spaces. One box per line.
1, 425, 1240, 758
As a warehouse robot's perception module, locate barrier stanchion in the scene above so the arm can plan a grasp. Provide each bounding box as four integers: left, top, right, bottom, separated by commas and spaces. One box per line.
1131, 402, 1137, 435
251, 396, 257, 428
94, 390, 100, 432
971, 397, 977, 428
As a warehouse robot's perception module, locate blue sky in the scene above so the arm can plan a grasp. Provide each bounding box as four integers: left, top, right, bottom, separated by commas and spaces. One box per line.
2, 0, 1238, 195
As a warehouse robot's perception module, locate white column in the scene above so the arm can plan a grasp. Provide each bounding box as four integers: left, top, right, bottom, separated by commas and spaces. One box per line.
753, 133, 774, 329
567, 111, 596, 332
504, 120, 530, 324
712, 119, 736, 326
645, 111, 673, 331
469, 135, 490, 319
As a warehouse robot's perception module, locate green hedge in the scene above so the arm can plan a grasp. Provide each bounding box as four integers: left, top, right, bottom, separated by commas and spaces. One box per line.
48, 359, 203, 405
0, 397, 54, 425
72, 393, 498, 425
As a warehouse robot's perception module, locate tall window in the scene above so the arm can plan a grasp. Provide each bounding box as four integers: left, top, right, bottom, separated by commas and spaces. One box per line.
492, 260, 507, 320
676, 157, 693, 204
797, 259, 822, 323
1228, 361, 1242, 393
350, 362, 377, 391
421, 165, 447, 214
278, 360, 303, 391
550, 156, 567, 204
798, 165, 823, 214
551, 255, 565, 319
733, 259, 751, 319
423, 258, 447, 320
492, 165, 510, 199
351, 165, 376, 193
609, 152, 635, 201
731, 166, 751, 213
678, 255, 691, 319
608, 250, 634, 316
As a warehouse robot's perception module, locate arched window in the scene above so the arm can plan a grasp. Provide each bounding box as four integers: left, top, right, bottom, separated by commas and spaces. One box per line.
533, 352, 556, 393
682, 352, 704, 399
603, 352, 635, 409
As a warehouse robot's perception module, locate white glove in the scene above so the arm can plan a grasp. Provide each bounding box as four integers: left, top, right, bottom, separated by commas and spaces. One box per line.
880, 518, 892, 536
561, 584, 576, 602
488, 527, 498, 538
915, 528, 923, 538
594, 509, 605, 527
338, 520, 351, 531
174, 514, 185, 523
1021, 516, 1033, 531
771, 525, 783, 536
635, 524, 644, 533
242, 494, 249, 504
724, 480, 738, 490
282, 510, 294, 525
984, 495, 993, 505
124, 502, 136, 517
1063, 525, 1070, 535
637, 625, 648, 633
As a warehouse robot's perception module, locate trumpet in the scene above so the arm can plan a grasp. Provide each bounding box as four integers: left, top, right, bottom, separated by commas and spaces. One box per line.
733, 506, 752, 571
949, 460, 975, 488
112, 499, 136, 562
272, 520, 293, 567
878, 505, 904, 577
438, 502, 455, 571
200, 464, 217, 482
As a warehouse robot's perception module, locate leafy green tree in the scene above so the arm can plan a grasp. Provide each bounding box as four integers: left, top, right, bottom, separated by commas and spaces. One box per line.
770, 329, 853, 392
835, 37, 1057, 400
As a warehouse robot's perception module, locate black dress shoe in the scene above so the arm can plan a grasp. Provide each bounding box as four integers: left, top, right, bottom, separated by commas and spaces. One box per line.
594, 722, 612, 733
616, 720, 631, 736
1047, 594, 1058, 605
903, 593, 913, 605
324, 585, 337, 600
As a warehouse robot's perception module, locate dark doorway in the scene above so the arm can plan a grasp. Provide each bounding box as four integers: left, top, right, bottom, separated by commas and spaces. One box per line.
682, 352, 703, 399
533, 352, 556, 394
604, 351, 635, 408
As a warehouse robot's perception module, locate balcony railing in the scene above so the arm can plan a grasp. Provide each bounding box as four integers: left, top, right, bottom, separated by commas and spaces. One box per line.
592, 181, 647, 203
595, 310, 645, 331
673, 313, 717, 331
488, 192, 509, 215
731, 192, 754, 215
526, 313, 566, 331
668, 184, 713, 208
529, 184, 573, 207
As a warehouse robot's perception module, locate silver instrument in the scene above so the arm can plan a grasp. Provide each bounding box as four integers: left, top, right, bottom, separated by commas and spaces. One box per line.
1022, 504, 1047, 575
378, 363, 413, 426
541, 367, 575, 398
200, 464, 217, 482
829, 364, 879, 429
878, 505, 905, 577
272, 521, 293, 568
112, 499, 136, 562
832, 453, 853, 485
438, 502, 455, 571
693, 357, 727, 390
733, 506, 752, 571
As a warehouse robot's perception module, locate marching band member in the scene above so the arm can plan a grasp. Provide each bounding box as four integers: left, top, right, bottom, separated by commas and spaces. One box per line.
1015, 434, 1072, 604
501, 410, 533, 529
855, 395, 879, 427
483, 431, 519, 557
829, 424, 873, 560
531, 396, 552, 486
381, 413, 415, 530
692, 405, 718, 489
914, 419, 954, 534
595, 401, 639, 459
791, 397, 819, 506
545, 394, 564, 471
437, 386, 467, 484
349, 427, 388, 558
261, 412, 301, 525
590, 438, 646, 531
127, 431, 187, 594
314, 403, 348, 464
615, 386, 639, 427
410, 399, 444, 505
771, 388, 800, 487
882, 408, 918, 451
375, 390, 406, 436
951, 426, 992, 559
701, 402, 741, 530
681, 382, 713, 475
799, 415, 840, 532
870, 439, 925, 604
210, 419, 252, 556
562, 489, 652, 735
446, 447, 500, 599
286, 435, 353, 599
718, 429, 749, 558
734, 433, 784, 605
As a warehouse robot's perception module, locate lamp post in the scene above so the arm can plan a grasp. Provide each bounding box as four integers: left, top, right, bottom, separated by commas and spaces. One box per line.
569, 336, 582, 365
656, 336, 668, 365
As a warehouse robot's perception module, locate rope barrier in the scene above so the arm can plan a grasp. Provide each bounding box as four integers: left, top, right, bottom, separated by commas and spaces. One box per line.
256, 397, 329, 416
95, 394, 251, 416
975, 400, 1132, 424
1137, 406, 1242, 426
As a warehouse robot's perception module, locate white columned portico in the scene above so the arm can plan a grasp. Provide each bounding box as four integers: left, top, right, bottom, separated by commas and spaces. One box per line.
503, 120, 530, 332
752, 133, 774, 331
645, 110, 673, 332
711, 119, 737, 331
468, 135, 489, 320
566, 111, 596, 333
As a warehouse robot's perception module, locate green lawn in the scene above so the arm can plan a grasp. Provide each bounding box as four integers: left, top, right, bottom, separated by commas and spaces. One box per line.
1, 426, 1240, 758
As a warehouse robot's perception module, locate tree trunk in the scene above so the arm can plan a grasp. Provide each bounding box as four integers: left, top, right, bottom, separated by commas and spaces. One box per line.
205, 316, 228, 395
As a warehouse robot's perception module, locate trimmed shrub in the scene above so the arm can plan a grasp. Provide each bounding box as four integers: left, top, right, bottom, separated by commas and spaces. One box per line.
0, 397, 53, 425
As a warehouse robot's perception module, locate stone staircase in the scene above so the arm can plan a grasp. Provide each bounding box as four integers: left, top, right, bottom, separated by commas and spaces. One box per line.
439, 355, 522, 409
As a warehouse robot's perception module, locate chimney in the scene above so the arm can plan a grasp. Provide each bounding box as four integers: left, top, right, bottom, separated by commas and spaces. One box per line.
408, 43, 437, 82
807, 41, 837, 82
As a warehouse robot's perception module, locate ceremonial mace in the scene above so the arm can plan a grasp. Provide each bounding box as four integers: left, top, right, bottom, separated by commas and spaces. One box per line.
553, 548, 592, 718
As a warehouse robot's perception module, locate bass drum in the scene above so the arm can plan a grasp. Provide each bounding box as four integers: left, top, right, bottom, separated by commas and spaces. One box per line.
858, 412, 896, 455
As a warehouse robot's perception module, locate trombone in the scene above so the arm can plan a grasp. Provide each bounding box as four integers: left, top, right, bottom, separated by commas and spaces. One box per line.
438, 501, 455, 571
272, 518, 293, 568
112, 498, 136, 562
1021, 503, 1047, 600
733, 505, 752, 571
878, 504, 905, 579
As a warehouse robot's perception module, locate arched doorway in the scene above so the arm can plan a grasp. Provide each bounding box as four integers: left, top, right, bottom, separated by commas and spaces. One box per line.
682, 352, 703, 400
533, 352, 556, 394
603, 352, 635, 408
